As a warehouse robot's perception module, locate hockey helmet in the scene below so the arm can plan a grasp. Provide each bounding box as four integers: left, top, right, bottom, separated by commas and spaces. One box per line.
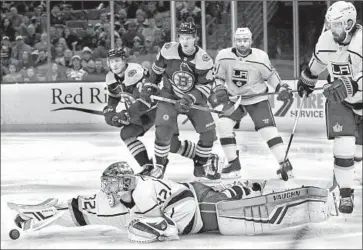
234, 27, 252, 40
325, 1, 356, 32
101, 161, 136, 206
178, 21, 197, 36
107, 48, 126, 74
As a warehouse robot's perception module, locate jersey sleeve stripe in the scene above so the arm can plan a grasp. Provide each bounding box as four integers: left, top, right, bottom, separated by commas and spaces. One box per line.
312, 48, 327, 65
152, 63, 165, 74
348, 50, 363, 59
134, 203, 158, 214
69, 197, 87, 226
196, 85, 211, 97
156, 180, 172, 190
246, 60, 271, 71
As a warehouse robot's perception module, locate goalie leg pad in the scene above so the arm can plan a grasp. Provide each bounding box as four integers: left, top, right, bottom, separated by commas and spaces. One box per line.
215, 186, 329, 235
128, 217, 179, 243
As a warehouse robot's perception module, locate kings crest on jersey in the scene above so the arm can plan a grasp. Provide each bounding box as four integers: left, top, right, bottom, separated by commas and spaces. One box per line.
105, 63, 148, 106
309, 24, 362, 115
151, 42, 214, 99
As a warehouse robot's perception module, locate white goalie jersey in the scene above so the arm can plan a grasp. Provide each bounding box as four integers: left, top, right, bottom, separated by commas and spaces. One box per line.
309, 25, 362, 115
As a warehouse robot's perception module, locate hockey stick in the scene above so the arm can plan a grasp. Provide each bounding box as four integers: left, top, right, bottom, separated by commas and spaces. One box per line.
237, 87, 324, 100
283, 93, 307, 162
150, 95, 242, 116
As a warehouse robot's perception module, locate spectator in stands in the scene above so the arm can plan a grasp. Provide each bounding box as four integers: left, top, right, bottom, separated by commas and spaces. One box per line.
81, 46, 95, 73
36, 69, 47, 82
99, 13, 110, 31
140, 36, 160, 55
92, 39, 108, 59
8, 6, 24, 32
63, 27, 80, 51
154, 29, 166, 48
34, 32, 49, 52
2, 63, 22, 83
118, 9, 128, 25
32, 50, 47, 68
64, 49, 73, 68
62, 4, 76, 21
58, 37, 70, 51
94, 59, 107, 75
1, 36, 12, 60
51, 62, 65, 81
1, 17, 16, 41
22, 66, 37, 82
115, 37, 124, 50
135, 9, 147, 31
82, 24, 98, 49
54, 24, 65, 39
24, 24, 40, 47
53, 43, 66, 66
123, 20, 144, 49
144, 1, 159, 18
19, 51, 34, 71
1, 40, 12, 77
50, 4, 65, 26
180, 1, 201, 24
11, 35, 32, 61
154, 13, 164, 29
142, 17, 161, 38
161, 18, 171, 42
115, 21, 126, 38
66, 55, 88, 81
129, 36, 143, 56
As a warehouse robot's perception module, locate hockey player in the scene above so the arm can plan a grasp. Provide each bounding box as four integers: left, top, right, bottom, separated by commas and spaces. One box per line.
141, 21, 219, 180
7, 161, 329, 243
296, 1, 362, 214
103, 48, 218, 181
210, 27, 294, 181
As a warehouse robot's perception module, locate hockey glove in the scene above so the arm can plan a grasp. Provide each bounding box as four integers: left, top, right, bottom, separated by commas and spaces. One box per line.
297, 68, 318, 98
104, 106, 130, 127
140, 82, 160, 103
276, 83, 293, 101
210, 85, 229, 107
323, 77, 358, 102
175, 94, 195, 113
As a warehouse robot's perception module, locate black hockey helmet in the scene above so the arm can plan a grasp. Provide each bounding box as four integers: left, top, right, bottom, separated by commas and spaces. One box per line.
178, 21, 197, 36
107, 48, 126, 59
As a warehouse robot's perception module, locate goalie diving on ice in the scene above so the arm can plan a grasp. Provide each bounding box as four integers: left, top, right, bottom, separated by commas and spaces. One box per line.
7, 161, 330, 243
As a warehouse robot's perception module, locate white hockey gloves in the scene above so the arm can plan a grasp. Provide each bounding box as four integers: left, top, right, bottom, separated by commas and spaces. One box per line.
128, 216, 179, 243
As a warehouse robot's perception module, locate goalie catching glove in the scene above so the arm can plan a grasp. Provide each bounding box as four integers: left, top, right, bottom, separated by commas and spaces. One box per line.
323, 76, 358, 102
103, 106, 130, 127
128, 216, 179, 243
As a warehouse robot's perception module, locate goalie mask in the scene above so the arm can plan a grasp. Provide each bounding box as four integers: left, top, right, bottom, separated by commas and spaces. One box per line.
101, 161, 136, 207
107, 48, 127, 74
234, 27, 253, 56
325, 1, 357, 44
177, 21, 197, 54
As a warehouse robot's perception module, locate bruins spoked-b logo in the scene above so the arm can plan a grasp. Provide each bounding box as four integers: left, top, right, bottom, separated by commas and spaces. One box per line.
232, 69, 249, 87
172, 70, 195, 92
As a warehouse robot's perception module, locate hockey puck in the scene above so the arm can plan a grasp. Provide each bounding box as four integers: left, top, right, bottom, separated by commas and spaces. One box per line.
9, 229, 20, 240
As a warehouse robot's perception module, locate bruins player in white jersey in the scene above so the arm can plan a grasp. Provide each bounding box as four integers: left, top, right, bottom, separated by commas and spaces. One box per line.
210, 27, 294, 181
297, 1, 362, 214
7, 161, 330, 243
103, 48, 216, 177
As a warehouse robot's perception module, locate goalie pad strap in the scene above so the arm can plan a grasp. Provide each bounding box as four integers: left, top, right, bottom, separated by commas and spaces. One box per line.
216, 186, 329, 235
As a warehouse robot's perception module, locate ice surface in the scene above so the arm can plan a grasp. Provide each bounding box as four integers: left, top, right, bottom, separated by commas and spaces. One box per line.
1, 130, 362, 249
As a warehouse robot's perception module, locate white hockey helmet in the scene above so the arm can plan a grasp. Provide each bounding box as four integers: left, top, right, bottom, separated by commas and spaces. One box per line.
325, 1, 357, 32
234, 27, 252, 40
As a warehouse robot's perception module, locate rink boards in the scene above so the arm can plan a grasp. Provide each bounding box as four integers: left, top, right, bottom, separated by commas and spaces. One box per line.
1, 80, 327, 132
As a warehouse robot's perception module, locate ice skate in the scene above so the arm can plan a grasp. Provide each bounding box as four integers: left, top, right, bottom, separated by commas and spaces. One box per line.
221, 156, 241, 180
138, 158, 169, 179
194, 153, 221, 184
8, 198, 61, 232
276, 159, 294, 181
338, 188, 354, 214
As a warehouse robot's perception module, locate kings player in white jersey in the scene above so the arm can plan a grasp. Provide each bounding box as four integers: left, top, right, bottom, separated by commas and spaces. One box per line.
297, 1, 362, 214
210, 27, 294, 181
6, 161, 330, 243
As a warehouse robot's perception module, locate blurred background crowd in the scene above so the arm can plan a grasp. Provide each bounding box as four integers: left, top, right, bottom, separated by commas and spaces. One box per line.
0, 1, 361, 83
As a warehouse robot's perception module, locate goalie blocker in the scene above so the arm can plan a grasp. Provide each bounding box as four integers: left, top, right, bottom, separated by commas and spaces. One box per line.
202, 186, 329, 235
